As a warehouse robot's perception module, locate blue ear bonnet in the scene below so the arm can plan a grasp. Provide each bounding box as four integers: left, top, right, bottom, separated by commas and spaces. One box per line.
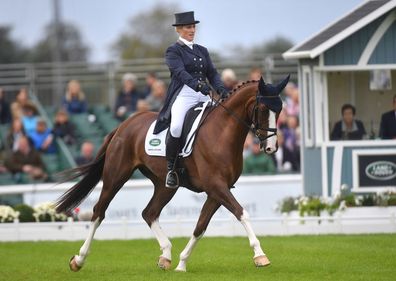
257, 75, 289, 114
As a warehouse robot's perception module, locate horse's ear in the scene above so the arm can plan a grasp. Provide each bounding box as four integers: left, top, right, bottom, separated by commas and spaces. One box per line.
258, 76, 266, 94
276, 74, 290, 94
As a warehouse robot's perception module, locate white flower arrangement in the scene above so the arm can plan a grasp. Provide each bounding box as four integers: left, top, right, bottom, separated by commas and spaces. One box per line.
33, 202, 68, 222
0, 205, 20, 223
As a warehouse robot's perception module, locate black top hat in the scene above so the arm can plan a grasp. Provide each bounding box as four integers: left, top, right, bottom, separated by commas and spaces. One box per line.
172, 11, 200, 26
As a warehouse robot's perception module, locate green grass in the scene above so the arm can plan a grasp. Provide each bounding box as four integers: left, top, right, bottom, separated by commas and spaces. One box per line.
1, 235, 395, 281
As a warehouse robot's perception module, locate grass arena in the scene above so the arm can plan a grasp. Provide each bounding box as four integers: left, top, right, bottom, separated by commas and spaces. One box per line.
1, 235, 395, 281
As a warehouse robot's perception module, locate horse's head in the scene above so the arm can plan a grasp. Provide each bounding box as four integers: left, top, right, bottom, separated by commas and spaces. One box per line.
253, 75, 289, 154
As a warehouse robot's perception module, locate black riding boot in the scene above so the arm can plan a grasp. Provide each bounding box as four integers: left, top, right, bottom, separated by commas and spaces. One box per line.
165, 135, 181, 188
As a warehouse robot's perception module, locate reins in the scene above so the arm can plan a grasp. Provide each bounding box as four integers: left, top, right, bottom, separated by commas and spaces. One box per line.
183, 86, 279, 151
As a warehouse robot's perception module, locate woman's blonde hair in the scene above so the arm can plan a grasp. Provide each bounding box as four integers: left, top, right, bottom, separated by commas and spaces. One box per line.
65, 80, 85, 101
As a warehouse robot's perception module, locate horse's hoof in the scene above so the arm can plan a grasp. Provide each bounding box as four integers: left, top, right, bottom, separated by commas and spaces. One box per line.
175, 267, 186, 272
254, 255, 271, 267
157, 256, 171, 270
69, 256, 82, 272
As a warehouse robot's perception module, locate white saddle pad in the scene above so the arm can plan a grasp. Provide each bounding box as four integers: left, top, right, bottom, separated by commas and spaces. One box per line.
145, 100, 210, 157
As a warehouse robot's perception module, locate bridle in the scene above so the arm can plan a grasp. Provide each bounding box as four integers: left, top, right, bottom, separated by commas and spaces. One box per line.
252, 95, 278, 141
212, 92, 279, 142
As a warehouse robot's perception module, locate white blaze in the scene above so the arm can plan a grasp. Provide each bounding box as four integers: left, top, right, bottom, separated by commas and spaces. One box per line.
265, 110, 277, 153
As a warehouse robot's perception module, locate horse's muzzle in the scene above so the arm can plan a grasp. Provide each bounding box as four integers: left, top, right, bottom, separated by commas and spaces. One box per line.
261, 136, 278, 154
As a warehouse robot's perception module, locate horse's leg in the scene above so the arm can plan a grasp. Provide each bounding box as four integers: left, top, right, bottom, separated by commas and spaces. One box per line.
207, 185, 270, 267
175, 197, 220, 272
70, 138, 134, 271
141, 183, 177, 270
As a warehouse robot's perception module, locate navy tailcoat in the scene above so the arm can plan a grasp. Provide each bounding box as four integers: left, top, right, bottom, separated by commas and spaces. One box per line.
153, 40, 225, 134
379, 110, 396, 139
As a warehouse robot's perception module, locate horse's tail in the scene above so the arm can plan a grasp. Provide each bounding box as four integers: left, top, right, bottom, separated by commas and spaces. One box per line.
55, 128, 118, 213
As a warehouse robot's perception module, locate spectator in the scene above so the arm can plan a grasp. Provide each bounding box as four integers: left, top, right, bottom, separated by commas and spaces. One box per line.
330, 104, 366, 140
62, 80, 87, 114
243, 132, 254, 159
243, 137, 276, 175
0, 146, 9, 174
75, 141, 95, 166
21, 103, 39, 137
135, 99, 150, 113
29, 118, 57, 154
114, 73, 142, 121
11, 87, 30, 120
379, 95, 396, 139
282, 115, 301, 153
284, 82, 300, 117
277, 108, 288, 130
221, 68, 238, 92
248, 67, 263, 81
5, 118, 26, 151
271, 131, 300, 172
0, 88, 12, 124
145, 80, 166, 112
142, 72, 158, 98
53, 109, 76, 145
4, 136, 47, 181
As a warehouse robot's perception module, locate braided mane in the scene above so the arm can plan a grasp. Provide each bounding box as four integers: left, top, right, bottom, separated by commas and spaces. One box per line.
227, 80, 258, 98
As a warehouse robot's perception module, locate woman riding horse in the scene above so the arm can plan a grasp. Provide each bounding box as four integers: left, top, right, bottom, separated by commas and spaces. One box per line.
154, 11, 228, 188
56, 10, 290, 273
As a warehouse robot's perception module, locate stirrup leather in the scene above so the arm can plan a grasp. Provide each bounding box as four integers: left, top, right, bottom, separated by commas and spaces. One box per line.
166, 170, 179, 188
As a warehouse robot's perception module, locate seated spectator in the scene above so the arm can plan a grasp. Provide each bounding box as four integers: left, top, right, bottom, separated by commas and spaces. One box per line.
330, 104, 366, 140
135, 99, 150, 113
145, 80, 166, 112
243, 138, 276, 175
75, 141, 95, 166
271, 131, 300, 172
0, 146, 9, 174
0, 88, 12, 124
5, 118, 26, 151
284, 82, 300, 117
52, 109, 76, 145
277, 109, 288, 130
114, 73, 142, 121
4, 136, 47, 181
11, 87, 30, 120
379, 95, 396, 139
62, 80, 87, 114
29, 118, 57, 154
281, 115, 301, 156
243, 132, 254, 159
248, 67, 263, 81
21, 103, 39, 137
142, 72, 158, 98
221, 68, 238, 92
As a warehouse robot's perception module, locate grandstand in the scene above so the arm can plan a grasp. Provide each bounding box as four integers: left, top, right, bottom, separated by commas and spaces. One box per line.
0, 54, 297, 188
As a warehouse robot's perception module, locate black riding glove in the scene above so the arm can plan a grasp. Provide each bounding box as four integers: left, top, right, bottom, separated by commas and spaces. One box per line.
217, 88, 228, 99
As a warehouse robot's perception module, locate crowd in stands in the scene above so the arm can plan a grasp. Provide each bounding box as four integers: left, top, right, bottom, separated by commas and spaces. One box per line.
0, 68, 300, 183
0, 67, 394, 184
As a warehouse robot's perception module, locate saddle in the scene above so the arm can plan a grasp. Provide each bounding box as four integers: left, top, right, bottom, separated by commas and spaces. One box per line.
145, 100, 211, 157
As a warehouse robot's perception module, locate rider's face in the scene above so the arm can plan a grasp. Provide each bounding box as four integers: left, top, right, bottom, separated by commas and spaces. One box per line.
176, 24, 196, 42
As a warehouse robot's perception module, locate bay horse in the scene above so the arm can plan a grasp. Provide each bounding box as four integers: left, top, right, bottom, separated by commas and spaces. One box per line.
56, 75, 288, 272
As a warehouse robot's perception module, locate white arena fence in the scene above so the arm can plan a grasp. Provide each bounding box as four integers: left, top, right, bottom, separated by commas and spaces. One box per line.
1, 175, 395, 241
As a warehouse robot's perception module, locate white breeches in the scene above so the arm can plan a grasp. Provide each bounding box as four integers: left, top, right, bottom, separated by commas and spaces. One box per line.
170, 85, 210, 138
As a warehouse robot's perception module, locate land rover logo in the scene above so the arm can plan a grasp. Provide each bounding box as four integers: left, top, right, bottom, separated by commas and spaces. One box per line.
149, 138, 161, 146
365, 161, 396, 181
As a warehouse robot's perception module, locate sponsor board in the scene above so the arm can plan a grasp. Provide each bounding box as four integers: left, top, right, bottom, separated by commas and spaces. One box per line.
353, 149, 396, 189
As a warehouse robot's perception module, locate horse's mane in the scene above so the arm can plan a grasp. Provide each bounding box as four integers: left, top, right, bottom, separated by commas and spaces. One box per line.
227, 80, 258, 99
